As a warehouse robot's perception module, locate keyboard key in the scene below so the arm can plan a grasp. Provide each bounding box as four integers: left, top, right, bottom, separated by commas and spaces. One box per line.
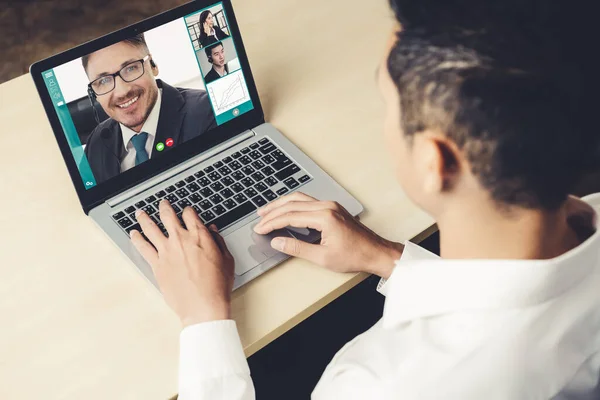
165, 185, 176, 193
244, 187, 258, 198
177, 199, 192, 209
223, 199, 237, 209
134, 200, 146, 208
199, 200, 213, 210
213, 160, 224, 168
153, 200, 161, 209
284, 177, 300, 189
231, 183, 245, 193
258, 143, 276, 155
200, 210, 216, 222
141, 205, 156, 215
125, 223, 141, 235
275, 164, 301, 181
242, 166, 255, 175
188, 182, 201, 192
211, 201, 257, 230
185, 175, 196, 183
204, 166, 215, 173
241, 177, 255, 187
251, 172, 265, 182
276, 187, 289, 196
251, 195, 267, 207
218, 166, 232, 175
194, 170, 206, 178
258, 137, 270, 145
208, 171, 222, 181
118, 217, 133, 228
220, 188, 234, 199
144, 195, 157, 203
129, 212, 137, 222
150, 214, 160, 225
154, 190, 167, 198
171, 204, 182, 214
240, 155, 252, 165
232, 171, 245, 181
231, 151, 241, 159
272, 158, 292, 171
175, 180, 186, 188
192, 205, 202, 214
213, 204, 227, 216
175, 188, 190, 198
249, 150, 262, 160
261, 166, 275, 176
221, 176, 235, 186
189, 193, 202, 203
112, 211, 125, 220
254, 182, 268, 192
210, 182, 225, 192
251, 160, 265, 169
240, 147, 250, 154
249, 142, 260, 149
230, 160, 242, 170
263, 154, 275, 164
263, 189, 277, 201
200, 188, 214, 197
223, 156, 233, 163
198, 177, 211, 187
298, 174, 311, 183
165, 193, 178, 203
265, 176, 278, 187
209, 194, 224, 204
233, 193, 247, 203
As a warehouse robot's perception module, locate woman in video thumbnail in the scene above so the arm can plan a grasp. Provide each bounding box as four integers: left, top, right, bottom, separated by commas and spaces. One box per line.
198, 10, 229, 48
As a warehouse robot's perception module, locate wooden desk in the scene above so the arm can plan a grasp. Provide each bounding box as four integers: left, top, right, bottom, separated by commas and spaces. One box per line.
0, 0, 434, 398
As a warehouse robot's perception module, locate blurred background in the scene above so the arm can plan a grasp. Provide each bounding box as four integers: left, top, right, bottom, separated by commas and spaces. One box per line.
0, 0, 189, 84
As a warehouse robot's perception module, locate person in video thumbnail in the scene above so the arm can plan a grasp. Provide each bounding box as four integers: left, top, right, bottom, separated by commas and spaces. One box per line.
204, 42, 229, 84
198, 10, 229, 48
83, 34, 216, 184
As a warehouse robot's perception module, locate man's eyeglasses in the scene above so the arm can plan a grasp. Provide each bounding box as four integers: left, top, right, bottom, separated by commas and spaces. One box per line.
88, 55, 150, 96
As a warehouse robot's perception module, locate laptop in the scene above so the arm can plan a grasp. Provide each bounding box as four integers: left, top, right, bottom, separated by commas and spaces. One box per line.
30, 0, 362, 290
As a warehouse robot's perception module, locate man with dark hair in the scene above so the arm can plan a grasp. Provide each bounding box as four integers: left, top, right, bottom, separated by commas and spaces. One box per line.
83, 34, 216, 184
130, 1, 600, 398
203, 42, 228, 84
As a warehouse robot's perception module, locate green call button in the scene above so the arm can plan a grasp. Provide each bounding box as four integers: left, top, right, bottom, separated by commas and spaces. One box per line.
156, 142, 165, 152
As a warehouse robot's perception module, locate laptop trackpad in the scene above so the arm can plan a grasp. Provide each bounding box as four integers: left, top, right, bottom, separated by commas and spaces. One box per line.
225, 221, 294, 276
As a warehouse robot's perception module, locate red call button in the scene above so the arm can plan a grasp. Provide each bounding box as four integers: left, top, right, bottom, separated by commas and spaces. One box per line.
165, 138, 174, 147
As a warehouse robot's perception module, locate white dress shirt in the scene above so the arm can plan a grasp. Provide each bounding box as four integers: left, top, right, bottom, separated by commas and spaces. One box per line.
119, 89, 162, 172
178, 193, 600, 399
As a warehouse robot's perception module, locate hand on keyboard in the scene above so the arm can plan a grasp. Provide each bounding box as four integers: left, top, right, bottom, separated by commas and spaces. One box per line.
130, 200, 235, 327
253, 192, 404, 279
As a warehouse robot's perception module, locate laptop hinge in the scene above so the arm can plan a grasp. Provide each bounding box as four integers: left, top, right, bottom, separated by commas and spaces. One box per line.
106, 129, 255, 208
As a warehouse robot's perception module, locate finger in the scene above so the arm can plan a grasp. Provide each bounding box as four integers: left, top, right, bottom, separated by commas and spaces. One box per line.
256, 192, 317, 216
181, 206, 202, 236
254, 210, 326, 234
135, 210, 167, 249
255, 201, 336, 233
270, 236, 326, 265
208, 224, 232, 256
130, 230, 159, 265
159, 199, 183, 237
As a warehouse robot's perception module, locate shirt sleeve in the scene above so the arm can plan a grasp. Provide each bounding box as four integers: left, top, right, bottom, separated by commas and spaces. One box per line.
377, 240, 440, 296
178, 320, 255, 400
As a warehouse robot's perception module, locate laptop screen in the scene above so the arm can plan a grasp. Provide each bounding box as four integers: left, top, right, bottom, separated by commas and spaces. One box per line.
39, 1, 254, 189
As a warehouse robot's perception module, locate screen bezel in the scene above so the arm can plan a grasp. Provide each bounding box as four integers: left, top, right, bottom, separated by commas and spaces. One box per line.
30, 0, 264, 214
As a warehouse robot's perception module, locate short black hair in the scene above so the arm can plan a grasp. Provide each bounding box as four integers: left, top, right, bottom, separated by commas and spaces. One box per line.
82, 33, 149, 73
387, 0, 597, 210
205, 41, 224, 59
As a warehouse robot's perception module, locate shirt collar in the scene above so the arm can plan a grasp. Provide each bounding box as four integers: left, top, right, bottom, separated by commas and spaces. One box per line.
120, 88, 162, 150
382, 196, 600, 328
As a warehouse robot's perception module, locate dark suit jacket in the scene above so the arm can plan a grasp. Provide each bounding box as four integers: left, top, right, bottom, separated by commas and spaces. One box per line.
199, 25, 229, 48
204, 66, 228, 84
84, 80, 216, 184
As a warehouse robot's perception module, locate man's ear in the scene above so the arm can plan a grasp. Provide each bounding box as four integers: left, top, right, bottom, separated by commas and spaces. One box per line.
149, 56, 159, 76
418, 133, 462, 193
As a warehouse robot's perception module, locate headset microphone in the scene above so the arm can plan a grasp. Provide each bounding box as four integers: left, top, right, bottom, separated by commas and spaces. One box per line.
87, 86, 100, 125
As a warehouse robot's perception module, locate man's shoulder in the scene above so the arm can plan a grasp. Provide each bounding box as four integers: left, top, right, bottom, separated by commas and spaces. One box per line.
175, 86, 211, 108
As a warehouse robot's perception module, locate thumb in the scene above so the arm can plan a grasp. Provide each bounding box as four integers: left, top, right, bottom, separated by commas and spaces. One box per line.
271, 236, 325, 265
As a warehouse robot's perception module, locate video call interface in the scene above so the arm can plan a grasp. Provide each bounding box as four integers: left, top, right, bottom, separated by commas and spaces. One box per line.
41, 2, 254, 189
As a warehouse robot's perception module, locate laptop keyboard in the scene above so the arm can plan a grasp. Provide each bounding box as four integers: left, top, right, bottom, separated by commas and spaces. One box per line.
111, 137, 313, 236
